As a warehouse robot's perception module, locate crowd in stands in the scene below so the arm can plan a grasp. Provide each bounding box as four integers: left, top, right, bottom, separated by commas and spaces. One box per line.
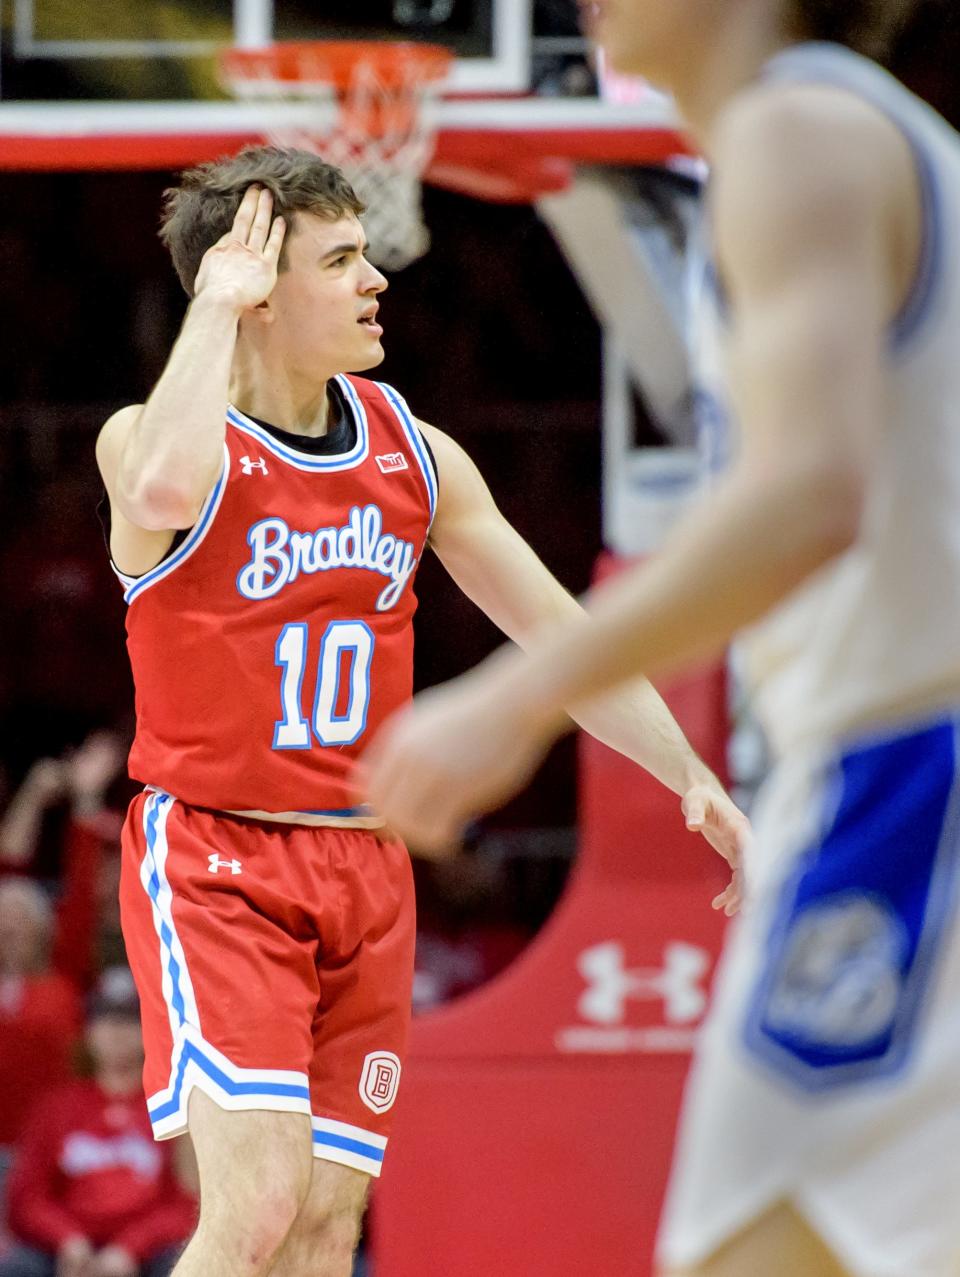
0, 730, 196, 1275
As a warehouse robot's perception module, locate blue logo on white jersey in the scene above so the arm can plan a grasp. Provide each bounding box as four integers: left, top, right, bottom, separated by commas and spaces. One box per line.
236, 503, 418, 612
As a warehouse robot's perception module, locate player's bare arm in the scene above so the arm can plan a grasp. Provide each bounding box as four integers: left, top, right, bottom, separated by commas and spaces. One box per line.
96, 185, 285, 571
364, 83, 919, 850
368, 420, 749, 904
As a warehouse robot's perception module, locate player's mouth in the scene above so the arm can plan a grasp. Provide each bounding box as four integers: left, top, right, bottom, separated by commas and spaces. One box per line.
358, 306, 383, 338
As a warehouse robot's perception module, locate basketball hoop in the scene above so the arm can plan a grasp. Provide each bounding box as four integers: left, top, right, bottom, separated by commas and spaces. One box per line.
219, 41, 453, 270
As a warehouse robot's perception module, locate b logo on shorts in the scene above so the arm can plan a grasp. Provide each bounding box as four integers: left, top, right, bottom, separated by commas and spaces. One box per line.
359, 1051, 402, 1114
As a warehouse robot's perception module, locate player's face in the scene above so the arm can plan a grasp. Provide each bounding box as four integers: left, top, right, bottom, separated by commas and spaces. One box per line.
580, 0, 720, 82
268, 211, 388, 379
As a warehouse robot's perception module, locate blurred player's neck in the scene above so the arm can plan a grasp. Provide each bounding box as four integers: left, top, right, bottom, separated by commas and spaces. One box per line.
229, 346, 334, 437
658, 6, 791, 148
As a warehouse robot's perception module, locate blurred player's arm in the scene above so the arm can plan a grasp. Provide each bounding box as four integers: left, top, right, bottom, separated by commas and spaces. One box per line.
420, 422, 727, 802
96, 186, 284, 551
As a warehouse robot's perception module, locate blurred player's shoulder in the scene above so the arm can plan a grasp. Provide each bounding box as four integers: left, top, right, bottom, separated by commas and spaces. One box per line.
712, 79, 915, 210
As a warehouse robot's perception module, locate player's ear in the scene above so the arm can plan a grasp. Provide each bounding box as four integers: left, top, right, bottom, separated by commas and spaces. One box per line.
250, 297, 277, 325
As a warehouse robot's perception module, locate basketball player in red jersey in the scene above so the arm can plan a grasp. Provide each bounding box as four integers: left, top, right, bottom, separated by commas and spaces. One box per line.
96, 148, 748, 1277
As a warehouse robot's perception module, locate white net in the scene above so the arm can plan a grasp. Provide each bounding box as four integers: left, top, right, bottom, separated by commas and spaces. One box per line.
222, 45, 449, 271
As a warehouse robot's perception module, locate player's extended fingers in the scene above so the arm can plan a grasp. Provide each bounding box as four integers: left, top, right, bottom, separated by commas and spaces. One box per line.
264, 213, 287, 262
681, 789, 707, 830
247, 186, 275, 252
229, 185, 262, 241
711, 883, 740, 916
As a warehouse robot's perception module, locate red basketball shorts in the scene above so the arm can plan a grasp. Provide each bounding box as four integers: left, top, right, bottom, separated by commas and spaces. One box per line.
119, 788, 415, 1177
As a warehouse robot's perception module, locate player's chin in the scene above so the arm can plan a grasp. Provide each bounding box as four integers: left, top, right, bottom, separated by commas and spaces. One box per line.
349, 341, 387, 372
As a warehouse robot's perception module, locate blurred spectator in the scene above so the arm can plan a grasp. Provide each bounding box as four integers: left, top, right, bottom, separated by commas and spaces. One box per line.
0, 880, 82, 1150
1, 969, 195, 1277
1, 730, 129, 993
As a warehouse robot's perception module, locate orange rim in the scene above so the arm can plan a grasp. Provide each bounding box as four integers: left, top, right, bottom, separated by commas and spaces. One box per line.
219, 40, 454, 92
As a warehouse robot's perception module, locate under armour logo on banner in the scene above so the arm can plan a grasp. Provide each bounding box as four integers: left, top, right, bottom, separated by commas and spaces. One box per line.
577, 941, 709, 1026
208, 854, 242, 875
240, 455, 269, 476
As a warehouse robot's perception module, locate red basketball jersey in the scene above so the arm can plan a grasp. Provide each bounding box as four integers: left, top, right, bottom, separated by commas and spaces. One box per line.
116, 376, 436, 814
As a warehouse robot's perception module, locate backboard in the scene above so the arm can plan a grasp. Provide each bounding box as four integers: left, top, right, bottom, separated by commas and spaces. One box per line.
0, 0, 531, 99
0, 0, 691, 191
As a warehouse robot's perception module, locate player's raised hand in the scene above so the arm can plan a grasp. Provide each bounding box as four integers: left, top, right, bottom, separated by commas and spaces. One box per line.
362, 672, 553, 855
193, 185, 286, 310
681, 783, 751, 916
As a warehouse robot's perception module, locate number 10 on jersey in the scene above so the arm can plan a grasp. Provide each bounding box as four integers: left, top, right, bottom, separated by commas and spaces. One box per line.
274, 621, 374, 749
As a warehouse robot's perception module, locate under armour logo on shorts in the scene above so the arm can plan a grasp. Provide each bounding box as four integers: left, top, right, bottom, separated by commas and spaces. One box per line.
208, 854, 242, 875
359, 1051, 402, 1113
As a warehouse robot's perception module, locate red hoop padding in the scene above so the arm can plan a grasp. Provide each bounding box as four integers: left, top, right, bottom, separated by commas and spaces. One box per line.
219, 40, 453, 93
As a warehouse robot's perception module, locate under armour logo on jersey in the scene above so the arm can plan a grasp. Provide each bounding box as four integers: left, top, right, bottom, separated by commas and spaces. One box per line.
375, 452, 409, 475
240, 455, 269, 476
577, 941, 709, 1026
208, 854, 242, 875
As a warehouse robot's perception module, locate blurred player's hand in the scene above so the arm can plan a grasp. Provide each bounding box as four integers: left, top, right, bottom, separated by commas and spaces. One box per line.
681, 784, 751, 916
56, 1235, 94, 1277
362, 673, 553, 855
192, 185, 286, 311
91, 1247, 137, 1277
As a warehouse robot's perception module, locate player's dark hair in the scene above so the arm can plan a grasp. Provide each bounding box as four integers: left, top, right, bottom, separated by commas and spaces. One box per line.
786, 0, 922, 60
160, 145, 365, 297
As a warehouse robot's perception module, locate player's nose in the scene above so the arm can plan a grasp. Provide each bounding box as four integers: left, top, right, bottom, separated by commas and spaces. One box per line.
362, 259, 389, 294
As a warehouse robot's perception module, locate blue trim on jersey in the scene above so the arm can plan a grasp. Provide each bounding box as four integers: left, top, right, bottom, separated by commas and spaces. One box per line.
148, 1039, 311, 1124
375, 381, 438, 521
758, 45, 945, 353
124, 452, 229, 604
225, 374, 369, 471
891, 135, 944, 349
743, 716, 960, 1092
312, 1128, 386, 1164
300, 807, 375, 817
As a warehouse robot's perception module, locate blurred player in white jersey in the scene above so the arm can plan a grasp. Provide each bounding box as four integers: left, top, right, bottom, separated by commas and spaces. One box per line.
366, 1, 960, 1274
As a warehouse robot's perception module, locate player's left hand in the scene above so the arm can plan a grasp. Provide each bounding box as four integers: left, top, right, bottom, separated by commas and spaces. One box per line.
681, 783, 751, 916
362, 673, 555, 855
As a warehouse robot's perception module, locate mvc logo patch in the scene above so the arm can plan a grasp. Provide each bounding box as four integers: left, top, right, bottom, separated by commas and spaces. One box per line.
359, 1051, 402, 1114
375, 452, 409, 475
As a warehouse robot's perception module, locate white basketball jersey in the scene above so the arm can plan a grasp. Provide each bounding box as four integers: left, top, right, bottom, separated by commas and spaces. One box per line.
692, 43, 960, 757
